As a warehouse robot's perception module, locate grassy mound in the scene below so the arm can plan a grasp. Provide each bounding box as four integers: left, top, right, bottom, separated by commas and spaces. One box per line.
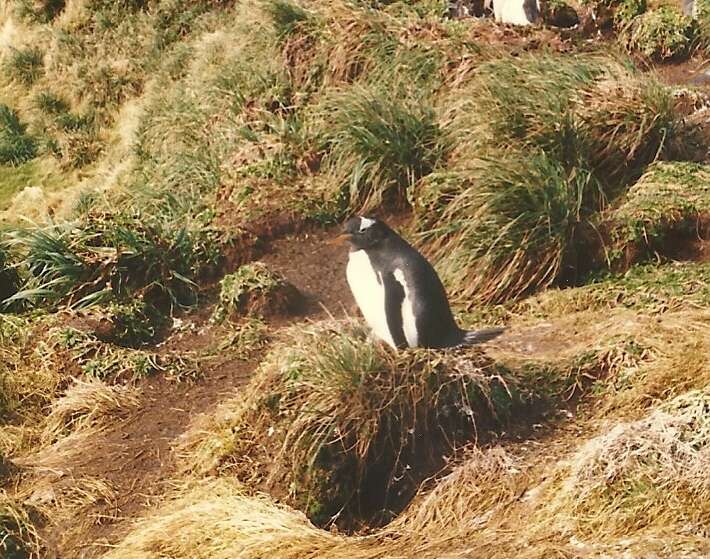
620, 7, 698, 61
418, 54, 689, 304
211, 263, 302, 322
418, 151, 599, 304
605, 162, 710, 267
4, 208, 224, 310
185, 318, 532, 527
551, 390, 710, 537
515, 262, 710, 317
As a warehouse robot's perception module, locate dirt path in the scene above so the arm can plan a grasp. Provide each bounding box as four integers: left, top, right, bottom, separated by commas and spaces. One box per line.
26, 224, 355, 558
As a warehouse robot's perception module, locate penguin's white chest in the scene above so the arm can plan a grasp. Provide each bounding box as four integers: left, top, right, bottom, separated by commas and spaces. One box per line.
346, 250, 396, 348
494, 0, 538, 25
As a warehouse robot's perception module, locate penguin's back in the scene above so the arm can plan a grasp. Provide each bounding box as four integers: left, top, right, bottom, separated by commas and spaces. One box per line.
370, 238, 463, 349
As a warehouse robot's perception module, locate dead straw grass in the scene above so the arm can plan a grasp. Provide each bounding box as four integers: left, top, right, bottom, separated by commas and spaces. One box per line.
548, 389, 710, 538
41, 377, 140, 445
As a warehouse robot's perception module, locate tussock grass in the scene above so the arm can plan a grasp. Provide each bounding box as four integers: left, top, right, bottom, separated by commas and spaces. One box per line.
419, 151, 601, 304
184, 318, 528, 527
0, 104, 36, 166
4, 46, 44, 87
4, 208, 223, 310
441, 55, 604, 164
419, 54, 691, 304
82, 299, 168, 347
318, 84, 446, 210
52, 326, 201, 382
605, 162, 710, 265
41, 377, 140, 445
16, 0, 66, 23
550, 389, 710, 537
620, 7, 698, 61
576, 76, 680, 185
393, 447, 522, 537
33, 91, 70, 116
102, 478, 351, 559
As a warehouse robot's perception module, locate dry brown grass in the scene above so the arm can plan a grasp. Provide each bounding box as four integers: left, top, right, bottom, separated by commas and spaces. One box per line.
546, 389, 710, 539
40, 377, 140, 445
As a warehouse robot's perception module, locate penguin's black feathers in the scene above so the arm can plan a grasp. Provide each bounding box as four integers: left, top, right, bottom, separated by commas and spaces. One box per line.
340, 216, 504, 349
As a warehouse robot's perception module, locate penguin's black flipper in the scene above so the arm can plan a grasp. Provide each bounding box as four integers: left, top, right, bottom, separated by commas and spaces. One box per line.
382, 271, 408, 349
460, 327, 505, 346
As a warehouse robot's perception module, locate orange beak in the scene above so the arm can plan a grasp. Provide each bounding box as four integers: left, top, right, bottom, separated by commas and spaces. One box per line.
327, 233, 353, 246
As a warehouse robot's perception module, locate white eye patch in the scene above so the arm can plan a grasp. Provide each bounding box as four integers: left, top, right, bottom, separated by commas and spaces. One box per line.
359, 217, 376, 232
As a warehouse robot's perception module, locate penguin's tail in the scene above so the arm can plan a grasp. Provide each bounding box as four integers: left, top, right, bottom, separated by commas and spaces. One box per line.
460, 327, 505, 347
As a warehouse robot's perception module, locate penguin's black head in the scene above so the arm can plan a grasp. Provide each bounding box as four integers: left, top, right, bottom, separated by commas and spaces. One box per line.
331, 216, 392, 250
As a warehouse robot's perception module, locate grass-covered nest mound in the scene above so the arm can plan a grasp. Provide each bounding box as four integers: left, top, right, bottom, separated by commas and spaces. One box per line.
186, 318, 534, 528
605, 161, 710, 267
550, 389, 710, 537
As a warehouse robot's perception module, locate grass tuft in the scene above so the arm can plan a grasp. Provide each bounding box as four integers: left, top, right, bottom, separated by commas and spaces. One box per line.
418, 151, 602, 304
185, 318, 529, 528
212, 263, 302, 322
319, 84, 447, 211
0, 105, 37, 166
41, 377, 140, 445
620, 7, 698, 61
552, 389, 710, 536
4, 208, 224, 310
4, 47, 44, 87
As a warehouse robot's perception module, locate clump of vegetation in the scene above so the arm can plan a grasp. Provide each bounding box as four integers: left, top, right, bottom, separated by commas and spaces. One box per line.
0, 490, 41, 559
551, 390, 710, 536
0, 105, 36, 166
576, 76, 679, 185
419, 54, 690, 304
605, 162, 710, 266
212, 263, 302, 322
81, 299, 168, 347
613, 0, 646, 27
419, 151, 601, 304
4, 47, 44, 87
620, 7, 698, 61
186, 319, 532, 527
4, 209, 224, 310
102, 478, 349, 559
210, 316, 270, 359
319, 85, 447, 211
33, 91, 70, 116
54, 326, 200, 382
16, 0, 66, 23
41, 377, 140, 444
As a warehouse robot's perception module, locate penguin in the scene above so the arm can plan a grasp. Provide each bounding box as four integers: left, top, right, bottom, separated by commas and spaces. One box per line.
331, 216, 504, 350
493, 0, 540, 25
